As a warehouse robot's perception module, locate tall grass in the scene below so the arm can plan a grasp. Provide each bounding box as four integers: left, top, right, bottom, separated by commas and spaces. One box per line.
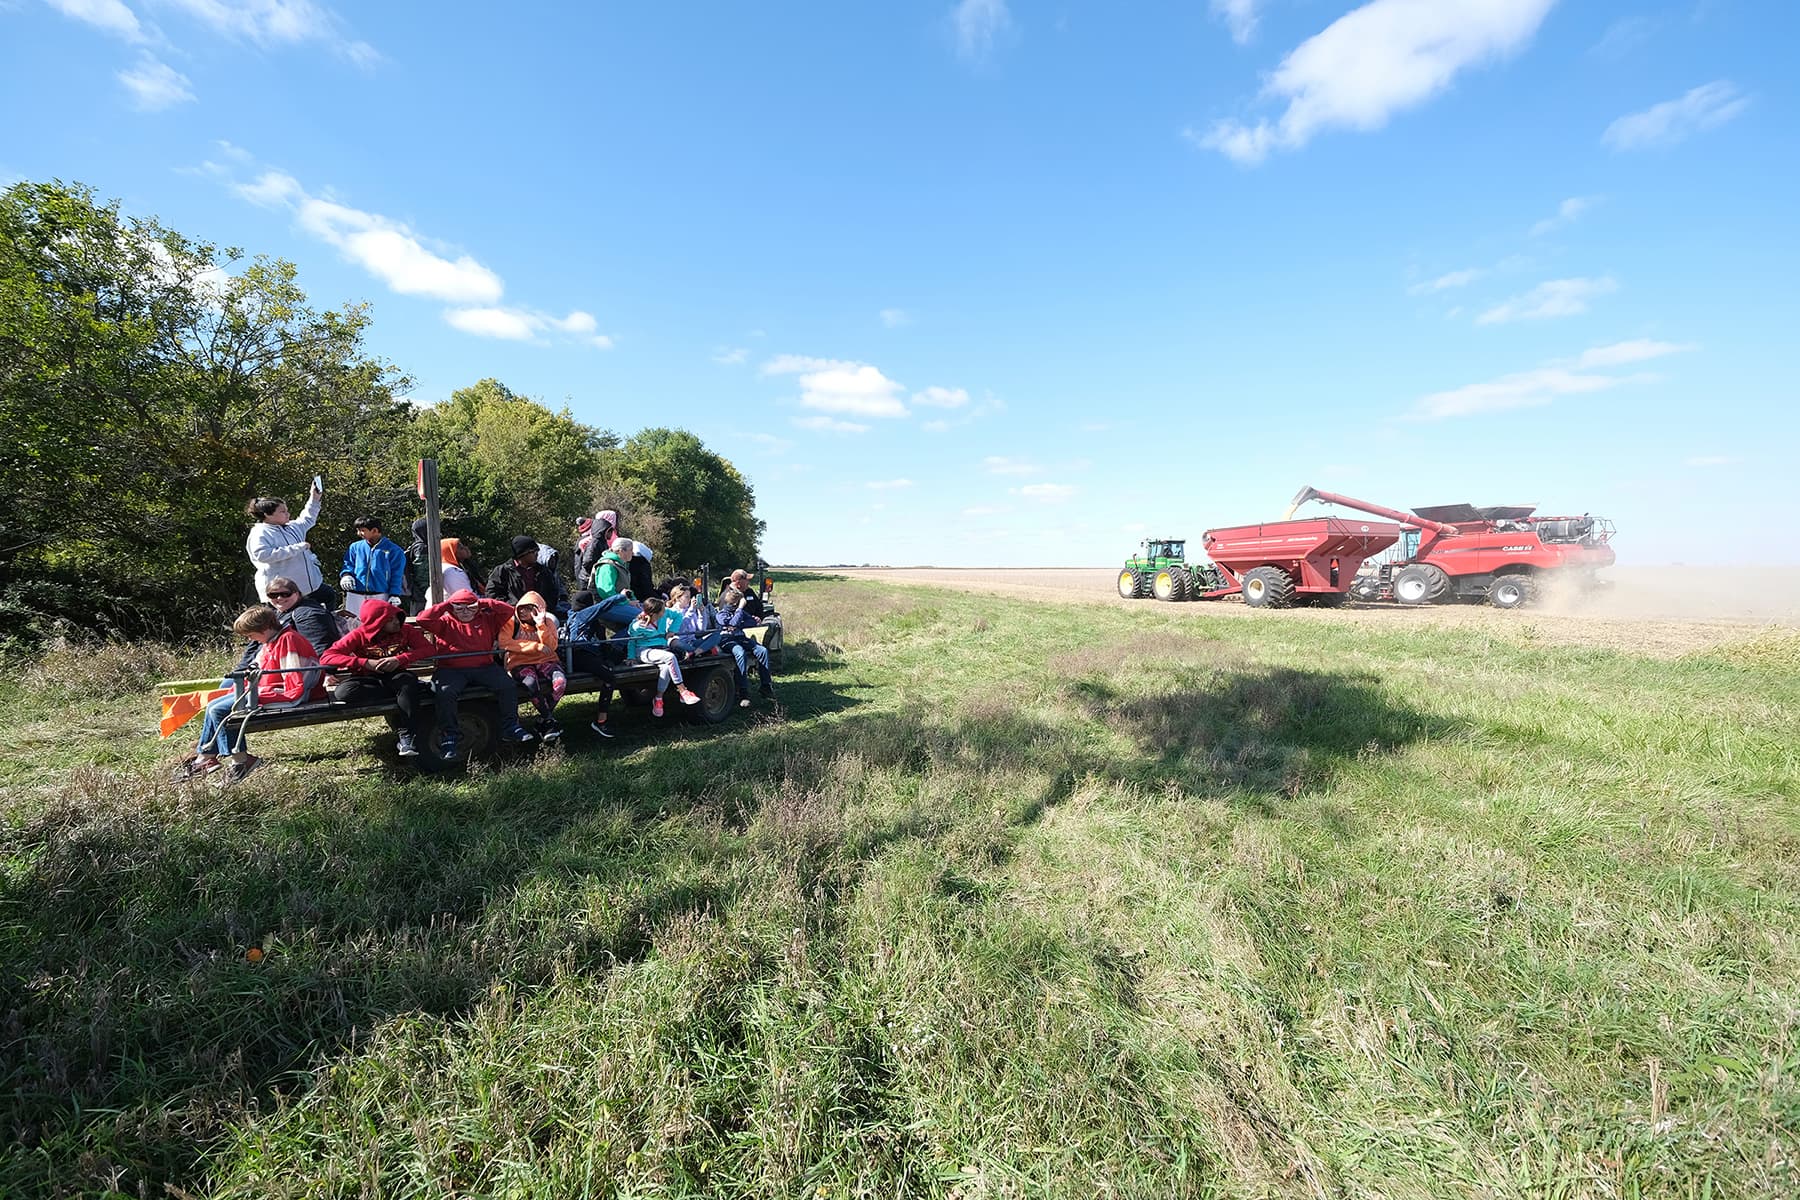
1, 577, 1796, 1197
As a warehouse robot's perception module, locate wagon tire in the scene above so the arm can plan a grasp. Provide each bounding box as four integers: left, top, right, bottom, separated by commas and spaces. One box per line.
1241, 566, 1295, 609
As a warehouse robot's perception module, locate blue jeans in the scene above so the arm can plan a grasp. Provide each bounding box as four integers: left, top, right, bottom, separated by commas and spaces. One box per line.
196, 693, 248, 756
591, 594, 641, 627
729, 640, 773, 695
432, 663, 528, 740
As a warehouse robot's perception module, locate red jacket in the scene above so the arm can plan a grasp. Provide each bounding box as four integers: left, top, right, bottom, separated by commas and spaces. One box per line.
321, 599, 434, 674
415, 590, 517, 669
257, 628, 326, 704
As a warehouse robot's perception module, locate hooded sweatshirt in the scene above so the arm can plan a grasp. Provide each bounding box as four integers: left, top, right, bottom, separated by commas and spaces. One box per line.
257, 628, 326, 704
416, 589, 516, 669
439, 537, 480, 597
246, 492, 323, 601
501, 591, 561, 671
593, 547, 631, 599
321, 599, 434, 674
625, 607, 682, 661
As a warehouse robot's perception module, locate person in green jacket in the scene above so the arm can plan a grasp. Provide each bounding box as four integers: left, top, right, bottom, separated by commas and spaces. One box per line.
588, 537, 641, 628
625, 596, 699, 717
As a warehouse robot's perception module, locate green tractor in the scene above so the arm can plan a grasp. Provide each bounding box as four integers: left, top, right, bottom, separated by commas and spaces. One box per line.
1117, 538, 1224, 601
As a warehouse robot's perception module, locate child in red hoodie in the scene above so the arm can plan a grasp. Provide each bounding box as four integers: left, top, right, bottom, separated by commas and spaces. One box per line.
321, 599, 436, 760
177, 605, 324, 786
415, 588, 535, 755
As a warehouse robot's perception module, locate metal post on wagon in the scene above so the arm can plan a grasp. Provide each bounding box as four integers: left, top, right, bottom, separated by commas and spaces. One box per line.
418, 458, 445, 606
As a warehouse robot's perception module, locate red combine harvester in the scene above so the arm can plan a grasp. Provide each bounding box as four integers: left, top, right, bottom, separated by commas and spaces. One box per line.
1198, 517, 1402, 608
1285, 485, 1616, 608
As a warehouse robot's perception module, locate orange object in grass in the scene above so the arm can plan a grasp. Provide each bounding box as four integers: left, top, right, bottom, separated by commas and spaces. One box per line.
246, 947, 264, 963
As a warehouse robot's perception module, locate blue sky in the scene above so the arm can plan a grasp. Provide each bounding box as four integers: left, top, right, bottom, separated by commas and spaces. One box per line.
4, 0, 1796, 565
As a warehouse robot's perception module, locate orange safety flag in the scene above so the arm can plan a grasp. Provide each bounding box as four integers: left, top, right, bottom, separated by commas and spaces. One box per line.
160, 687, 231, 739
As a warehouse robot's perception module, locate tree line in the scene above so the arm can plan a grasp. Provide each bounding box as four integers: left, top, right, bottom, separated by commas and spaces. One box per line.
0, 180, 763, 644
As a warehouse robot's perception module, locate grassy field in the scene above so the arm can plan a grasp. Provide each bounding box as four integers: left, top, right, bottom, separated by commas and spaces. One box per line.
2, 575, 1797, 1198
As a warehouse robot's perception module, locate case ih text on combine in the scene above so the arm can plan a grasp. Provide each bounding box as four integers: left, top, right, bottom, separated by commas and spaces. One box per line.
1117, 485, 1615, 611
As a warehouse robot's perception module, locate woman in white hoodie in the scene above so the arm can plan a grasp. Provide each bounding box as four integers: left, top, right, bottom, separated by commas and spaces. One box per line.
245, 483, 324, 602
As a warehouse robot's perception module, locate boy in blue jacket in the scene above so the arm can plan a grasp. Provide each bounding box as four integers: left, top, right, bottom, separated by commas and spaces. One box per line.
340, 516, 408, 618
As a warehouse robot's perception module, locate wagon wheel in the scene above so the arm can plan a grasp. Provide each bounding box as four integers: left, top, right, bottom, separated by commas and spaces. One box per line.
1240, 566, 1295, 609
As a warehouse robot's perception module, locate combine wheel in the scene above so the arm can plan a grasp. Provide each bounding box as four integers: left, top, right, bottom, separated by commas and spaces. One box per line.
1117, 568, 1141, 599
1153, 567, 1182, 601
1240, 566, 1295, 609
1393, 564, 1448, 606
1489, 573, 1533, 610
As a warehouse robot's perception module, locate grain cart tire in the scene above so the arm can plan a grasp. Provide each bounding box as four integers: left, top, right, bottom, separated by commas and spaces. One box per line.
1153, 567, 1182, 601
1118, 568, 1141, 599
1393, 564, 1448, 606
1488, 573, 1533, 610
1241, 566, 1295, 609
685, 663, 737, 724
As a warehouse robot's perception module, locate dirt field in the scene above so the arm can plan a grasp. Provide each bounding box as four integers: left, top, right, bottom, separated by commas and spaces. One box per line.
827, 566, 1800, 657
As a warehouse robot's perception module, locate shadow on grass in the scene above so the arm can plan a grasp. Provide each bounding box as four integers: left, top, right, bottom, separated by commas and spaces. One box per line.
0, 660, 1439, 1196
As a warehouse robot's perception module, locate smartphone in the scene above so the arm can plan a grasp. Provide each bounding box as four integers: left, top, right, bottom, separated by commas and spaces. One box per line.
312, 474, 324, 493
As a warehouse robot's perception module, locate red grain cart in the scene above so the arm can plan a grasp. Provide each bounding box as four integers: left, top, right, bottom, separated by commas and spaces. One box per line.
1199, 517, 1402, 608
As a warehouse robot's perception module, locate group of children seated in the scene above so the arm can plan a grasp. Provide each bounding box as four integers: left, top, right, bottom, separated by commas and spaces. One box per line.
179, 500, 777, 784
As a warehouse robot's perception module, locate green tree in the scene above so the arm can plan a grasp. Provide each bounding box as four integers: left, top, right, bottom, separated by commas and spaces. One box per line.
602, 428, 765, 572
0, 180, 412, 638
404, 378, 617, 573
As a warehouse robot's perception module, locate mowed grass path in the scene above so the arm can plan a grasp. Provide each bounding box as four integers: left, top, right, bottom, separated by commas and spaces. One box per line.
2, 576, 1797, 1198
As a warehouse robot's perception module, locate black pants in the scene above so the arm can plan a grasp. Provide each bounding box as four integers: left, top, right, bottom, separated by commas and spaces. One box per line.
432, 663, 525, 738
335, 674, 429, 738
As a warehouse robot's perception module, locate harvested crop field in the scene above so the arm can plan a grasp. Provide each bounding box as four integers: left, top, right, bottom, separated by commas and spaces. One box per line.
829, 566, 1800, 658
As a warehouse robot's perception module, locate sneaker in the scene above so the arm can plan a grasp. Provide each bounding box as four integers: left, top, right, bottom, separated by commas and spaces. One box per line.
438, 735, 460, 759
651, 696, 664, 718
396, 733, 419, 757
677, 686, 701, 706
217, 755, 262, 786
541, 721, 562, 743
500, 727, 536, 745
590, 719, 615, 739
739, 696, 751, 709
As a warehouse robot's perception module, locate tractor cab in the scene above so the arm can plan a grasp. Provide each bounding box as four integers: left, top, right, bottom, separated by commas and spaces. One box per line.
1143, 538, 1186, 564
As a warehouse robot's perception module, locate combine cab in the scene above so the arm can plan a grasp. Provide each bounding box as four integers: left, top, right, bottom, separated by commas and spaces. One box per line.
1289, 486, 1616, 608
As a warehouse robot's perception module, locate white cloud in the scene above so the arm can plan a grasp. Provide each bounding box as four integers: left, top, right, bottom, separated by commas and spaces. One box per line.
1012, 482, 1076, 501
444, 306, 612, 346
1410, 338, 1692, 420
1408, 267, 1483, 295
46, 0, 145, 40
867, 479, 914, 490
232, 169, 504, 303
118, 54, 195, 110
160, 0, 378, 64
880, 307, 911, 328
1683, 454, 1734, 467
912, 385, 970, 408
1211, 0, 1262, 44
1603, 80, 1749, 150
1575, 339, 1693, 368
1191, 0, 1557, 165
764, 354, 909, 417
983, 455, 1038, 475
443, 307, 536, 340
951, 0, 1012, 62
963, 505, 1009, 517
1591, 15, 1658, 60
713, 346, 749, 365
794, 415, 871, 434
1529, 195, 1600, 237
1477, 276, 1616, 325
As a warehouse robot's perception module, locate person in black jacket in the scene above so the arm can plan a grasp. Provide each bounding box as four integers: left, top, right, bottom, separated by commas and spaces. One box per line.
487, 535, 567, 618
405, 518, 431, 612
227, 573, 345, 686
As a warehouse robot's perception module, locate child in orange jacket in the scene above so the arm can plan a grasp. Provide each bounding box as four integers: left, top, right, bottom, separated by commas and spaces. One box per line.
502, 590, 565, 741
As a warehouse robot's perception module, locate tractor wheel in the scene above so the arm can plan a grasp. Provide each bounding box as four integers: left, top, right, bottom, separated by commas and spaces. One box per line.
1153, 567, 1181, 601
1172, 567, 1193, 600
1117, 568, 1140, 599
1489, 573, 1533, 610
1393, 564, 1448, 606
1240, 566, 1295, 609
